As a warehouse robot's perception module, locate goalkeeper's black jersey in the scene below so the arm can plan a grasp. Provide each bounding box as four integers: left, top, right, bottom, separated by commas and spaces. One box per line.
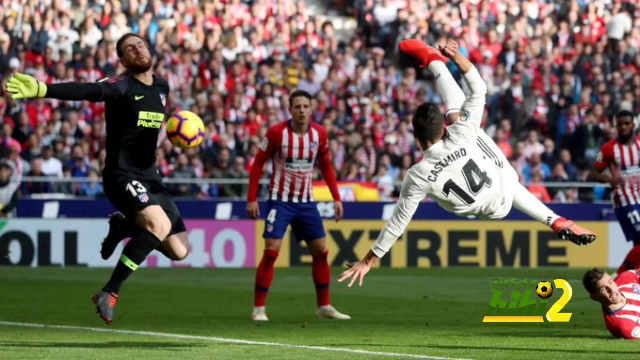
95, 73, 170, 177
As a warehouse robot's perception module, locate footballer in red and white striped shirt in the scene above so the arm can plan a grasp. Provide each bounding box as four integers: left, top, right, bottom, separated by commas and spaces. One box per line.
593, 111, 640, 211
584, 267, 640, 339
246, 90, 349, 322
592, 111, 640, 292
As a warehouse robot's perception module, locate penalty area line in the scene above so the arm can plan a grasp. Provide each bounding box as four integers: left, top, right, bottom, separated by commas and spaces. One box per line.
0, 321, 471, 360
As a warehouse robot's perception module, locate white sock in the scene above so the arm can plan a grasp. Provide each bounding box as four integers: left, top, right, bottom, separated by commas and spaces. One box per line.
253, 306, 265, 312
318, 305, 331, 310
512, 183, 560, 226
428, 61, 465, 116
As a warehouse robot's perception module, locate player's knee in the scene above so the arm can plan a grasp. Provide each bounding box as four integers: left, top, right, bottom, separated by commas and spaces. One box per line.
307, 238, 327, 255
146, 215, 172, 240
172, 246, 189, 261
264, 238, 282, 252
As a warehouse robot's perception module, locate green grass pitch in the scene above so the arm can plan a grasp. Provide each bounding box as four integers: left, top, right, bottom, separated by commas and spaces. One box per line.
0, 267, 636, 359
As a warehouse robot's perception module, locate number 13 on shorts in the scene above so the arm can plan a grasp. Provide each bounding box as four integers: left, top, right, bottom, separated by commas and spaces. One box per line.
126, 181, 147, 196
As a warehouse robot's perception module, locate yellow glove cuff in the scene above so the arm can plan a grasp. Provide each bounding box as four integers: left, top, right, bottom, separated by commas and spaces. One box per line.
37, 82, 47, 98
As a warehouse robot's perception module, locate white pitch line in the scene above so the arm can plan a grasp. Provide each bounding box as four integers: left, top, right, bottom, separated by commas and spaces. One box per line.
0, 321, 472, 360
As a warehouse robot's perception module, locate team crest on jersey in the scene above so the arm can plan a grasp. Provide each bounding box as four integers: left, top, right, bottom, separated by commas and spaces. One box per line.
460, 111, 470, 122
260, 137, 269, 151
633, 284, 640, 294
596, 151, 603, 163
138, 193, 149, 203
310, 141, 318, 151
159, 93, 167, 107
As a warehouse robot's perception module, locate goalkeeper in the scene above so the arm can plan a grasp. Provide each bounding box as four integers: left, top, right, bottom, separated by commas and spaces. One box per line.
6, 33, 189, 325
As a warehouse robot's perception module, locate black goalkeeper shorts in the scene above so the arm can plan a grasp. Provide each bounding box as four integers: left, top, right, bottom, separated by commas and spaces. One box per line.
103, 170, 186, 236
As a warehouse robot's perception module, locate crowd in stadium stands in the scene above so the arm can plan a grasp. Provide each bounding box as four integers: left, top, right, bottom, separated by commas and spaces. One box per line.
0, 0, 638, 206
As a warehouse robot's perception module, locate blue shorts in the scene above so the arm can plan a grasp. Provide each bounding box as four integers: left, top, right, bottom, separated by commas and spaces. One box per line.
263, 201, 326, 242
615, 205, 640, 242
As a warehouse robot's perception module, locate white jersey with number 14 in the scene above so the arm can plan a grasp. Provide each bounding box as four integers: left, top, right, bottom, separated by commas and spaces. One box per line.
372, 67, 518, 258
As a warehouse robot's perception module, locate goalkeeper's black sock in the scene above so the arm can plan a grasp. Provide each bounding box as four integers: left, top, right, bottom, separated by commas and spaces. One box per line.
103, 230, 161, 294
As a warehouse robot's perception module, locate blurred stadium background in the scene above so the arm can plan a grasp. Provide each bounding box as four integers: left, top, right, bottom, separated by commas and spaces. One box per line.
1, 0, 640, 359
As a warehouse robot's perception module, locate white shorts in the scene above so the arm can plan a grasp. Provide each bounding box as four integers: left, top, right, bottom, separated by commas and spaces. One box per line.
475, 131, 517, 220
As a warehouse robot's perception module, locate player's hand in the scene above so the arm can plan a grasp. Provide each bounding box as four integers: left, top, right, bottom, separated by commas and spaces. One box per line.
5, 73, 47, 100
610, 173, 625, 187
246, 201, 260, 219
334, 201, 343, 223
338, 261, 371, 287
438, 40, 459, 59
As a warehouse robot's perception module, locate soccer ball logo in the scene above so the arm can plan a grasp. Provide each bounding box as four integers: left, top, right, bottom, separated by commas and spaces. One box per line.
536, 281, 553, 299
166, 111, 205, 149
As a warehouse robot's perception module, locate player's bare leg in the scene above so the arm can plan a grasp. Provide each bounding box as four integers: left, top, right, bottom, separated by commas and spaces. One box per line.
512, 183, 596, 246
253, 238, 281, 321
159, 232, 189, 261
94, 205, 170, 324
102, 213, 187, 260
307, 238, 351, 320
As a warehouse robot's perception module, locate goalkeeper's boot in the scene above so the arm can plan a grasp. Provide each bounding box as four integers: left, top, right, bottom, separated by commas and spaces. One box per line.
551, 217, 596, 246
252, 307, 269, 321
398, 40, 446, 68
101, 212, 127, 260
92, 291, 118, 324
316, 305, 351, 320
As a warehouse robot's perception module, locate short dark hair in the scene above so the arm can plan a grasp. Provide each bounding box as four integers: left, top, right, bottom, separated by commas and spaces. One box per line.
615, 110, 635, 121
289, 89, 312, 106
412, 103, 444, 143
583, 268, 606, 295
116, 33, 145, 59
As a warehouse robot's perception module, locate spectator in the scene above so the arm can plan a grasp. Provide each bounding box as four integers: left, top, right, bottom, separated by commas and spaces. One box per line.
221, 156, 249, 198
559, 149, 579, 181
522, 153, 551, 184
540, 138, 558, 170
79, 169, 104, 197
547, 162, 573, 202
168, 153, 198, 197
54, 165, 75, 195
523, 130, 544, 160
527, 171, 551, 203
22, 158, 53, 195
66, 144, 90, 178
0, 163, 18, 217
21, 133, 41, 164
39, 145, 63, 178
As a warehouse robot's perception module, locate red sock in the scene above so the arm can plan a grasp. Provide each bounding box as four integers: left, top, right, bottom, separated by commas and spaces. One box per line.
312, 250, 330, 307
254, 249, 279, 307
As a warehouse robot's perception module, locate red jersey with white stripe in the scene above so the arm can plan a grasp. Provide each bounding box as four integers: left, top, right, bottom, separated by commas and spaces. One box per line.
594, 137, 640, 208
256, 121, 328, 203
604, 270, 640, 339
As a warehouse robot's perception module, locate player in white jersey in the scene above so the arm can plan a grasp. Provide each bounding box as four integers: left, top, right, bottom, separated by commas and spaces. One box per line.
338, 39, 596, 287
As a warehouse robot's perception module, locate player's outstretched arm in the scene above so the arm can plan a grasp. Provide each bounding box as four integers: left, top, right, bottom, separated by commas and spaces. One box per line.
338, 168, 427, 287
6, 73, 126, 102
439, 40, 486, 131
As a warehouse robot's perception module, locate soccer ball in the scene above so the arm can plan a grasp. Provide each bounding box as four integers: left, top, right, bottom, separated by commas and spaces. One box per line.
536, 281, 553, 299
166, 111, 205, 149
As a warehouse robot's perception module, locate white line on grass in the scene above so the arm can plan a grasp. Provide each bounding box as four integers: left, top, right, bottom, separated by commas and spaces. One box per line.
0, 321, 472, 360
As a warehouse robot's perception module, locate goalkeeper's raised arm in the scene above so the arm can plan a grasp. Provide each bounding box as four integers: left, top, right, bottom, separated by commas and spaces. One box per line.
6, 72, 128, 102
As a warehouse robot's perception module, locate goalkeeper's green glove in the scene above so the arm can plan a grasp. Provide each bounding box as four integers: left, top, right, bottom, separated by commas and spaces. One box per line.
5, 72, 47, 100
